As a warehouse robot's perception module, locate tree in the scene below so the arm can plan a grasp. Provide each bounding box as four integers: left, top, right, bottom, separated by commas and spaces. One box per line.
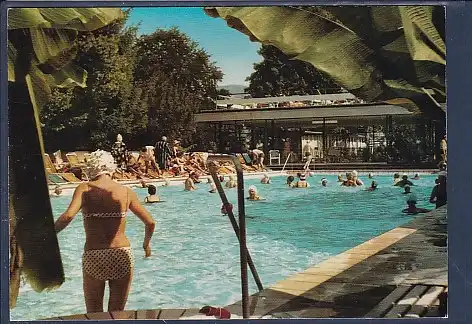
245, 45, 343, 97
134, 28, 223, 144
40, 10, 146, 151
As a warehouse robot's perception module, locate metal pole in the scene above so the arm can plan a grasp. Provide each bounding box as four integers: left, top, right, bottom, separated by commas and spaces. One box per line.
206, 155, 264, 318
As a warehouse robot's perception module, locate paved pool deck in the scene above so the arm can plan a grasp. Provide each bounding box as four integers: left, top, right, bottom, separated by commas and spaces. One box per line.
224, 206, 447, 318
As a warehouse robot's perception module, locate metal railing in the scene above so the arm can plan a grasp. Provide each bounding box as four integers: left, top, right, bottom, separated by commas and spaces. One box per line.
206, 154, 264, 319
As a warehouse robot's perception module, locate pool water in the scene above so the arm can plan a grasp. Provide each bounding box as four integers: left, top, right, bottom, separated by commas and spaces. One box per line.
11, 174, 438, 320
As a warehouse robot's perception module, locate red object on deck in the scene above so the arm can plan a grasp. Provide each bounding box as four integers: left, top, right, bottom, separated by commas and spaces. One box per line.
199, 306, 231, 319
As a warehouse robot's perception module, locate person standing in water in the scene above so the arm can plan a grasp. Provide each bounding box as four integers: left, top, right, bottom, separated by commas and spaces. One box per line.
54, 150, 156, 313
144, 185, 160, 203
247, 185, 263, 200
430, 172, 447, 208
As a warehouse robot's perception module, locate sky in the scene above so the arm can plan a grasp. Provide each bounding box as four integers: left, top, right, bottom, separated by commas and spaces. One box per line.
127, 7, 262, 86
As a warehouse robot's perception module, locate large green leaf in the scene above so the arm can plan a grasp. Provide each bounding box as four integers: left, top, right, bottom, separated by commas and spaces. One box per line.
8, 7, 123, 309
204, 6, 445, 119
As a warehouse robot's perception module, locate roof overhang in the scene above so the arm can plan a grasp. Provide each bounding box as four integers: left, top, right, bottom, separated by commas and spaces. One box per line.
195, 103, 414, 123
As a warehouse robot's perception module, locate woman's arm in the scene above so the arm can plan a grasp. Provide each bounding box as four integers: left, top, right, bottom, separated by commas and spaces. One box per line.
128, 188, 156, 257
55, 183, 87, 233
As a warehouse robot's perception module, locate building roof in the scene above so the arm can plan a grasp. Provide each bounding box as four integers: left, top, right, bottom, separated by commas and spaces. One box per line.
195, 103, 414, 123
215, 93, 357, 105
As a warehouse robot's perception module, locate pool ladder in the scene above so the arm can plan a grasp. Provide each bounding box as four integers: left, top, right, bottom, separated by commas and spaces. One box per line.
206, 154, 264, 319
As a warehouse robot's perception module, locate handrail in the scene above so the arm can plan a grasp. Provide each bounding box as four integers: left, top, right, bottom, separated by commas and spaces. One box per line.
206, 154, 264, 319
280, 152, 292, 174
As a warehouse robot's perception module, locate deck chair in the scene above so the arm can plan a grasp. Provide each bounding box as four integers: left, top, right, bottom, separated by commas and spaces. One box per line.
269, 150, 281, 165
241, 153, 253, 165
48, 174, 67, 184
66, 153, 83, 167
58, 173, 82, 183
74, 151, 89, 163
43, 153, 58, 174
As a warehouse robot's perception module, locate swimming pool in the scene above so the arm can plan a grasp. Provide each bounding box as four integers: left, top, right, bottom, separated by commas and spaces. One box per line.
11, 173, 438, 320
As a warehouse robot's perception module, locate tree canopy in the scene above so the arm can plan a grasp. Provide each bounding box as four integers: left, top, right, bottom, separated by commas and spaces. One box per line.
245, 45, 343, 97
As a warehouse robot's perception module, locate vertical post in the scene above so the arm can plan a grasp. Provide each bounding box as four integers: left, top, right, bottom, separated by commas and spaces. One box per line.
271, 120, 276, 150
372, 125, 375, 155
218, 122, 223, 153
251, 124, 256, 150
264, 120, 269, 154
237, 165, 249, 318
322, 118, 327, 161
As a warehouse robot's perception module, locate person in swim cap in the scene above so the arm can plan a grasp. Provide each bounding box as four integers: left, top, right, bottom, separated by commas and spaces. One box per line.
321, 178, 328, 187
352, 170, 364, 186
247, 185, 262, 200
395, 174, 414, 187
342, 172, 356, 187
412, 173, 420, 180
295, 173, 309, 188
403, 185, 411, 194
261, 173, 271, 184
366, 181, 377, 191
393, 173, 401, 185
287, 175, 295, 187
337, 174, 344, 182
144, 184, 160, 203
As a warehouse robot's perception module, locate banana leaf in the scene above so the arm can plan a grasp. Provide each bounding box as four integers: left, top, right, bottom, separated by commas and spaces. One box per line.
8, 7, 123, 309
204, 6, 445, 120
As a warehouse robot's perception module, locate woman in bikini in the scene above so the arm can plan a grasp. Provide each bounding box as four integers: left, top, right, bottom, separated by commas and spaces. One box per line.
54, 150, 156, 313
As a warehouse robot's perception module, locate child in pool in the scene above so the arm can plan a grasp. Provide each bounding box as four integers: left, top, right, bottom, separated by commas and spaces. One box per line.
366, 181, 377, 191
144, 184, 160, 203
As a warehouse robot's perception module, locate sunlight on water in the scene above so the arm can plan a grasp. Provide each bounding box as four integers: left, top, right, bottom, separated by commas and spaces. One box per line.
11, 173, 437, 320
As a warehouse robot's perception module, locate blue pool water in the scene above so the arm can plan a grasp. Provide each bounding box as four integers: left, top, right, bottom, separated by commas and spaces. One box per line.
11, 173, 438, 320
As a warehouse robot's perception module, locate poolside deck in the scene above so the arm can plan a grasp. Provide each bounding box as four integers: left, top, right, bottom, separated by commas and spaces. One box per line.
44, 206, 446, 320
224, 206, 447, 318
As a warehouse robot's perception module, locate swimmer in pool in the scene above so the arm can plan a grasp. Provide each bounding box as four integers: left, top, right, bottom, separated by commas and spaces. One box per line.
342, 172, 356, 187
50, 185, 63, 197
247, 185, 263, 200
295, 174, 310, 188
393, 173, 401, 185
368, 172, 374, 179
184, 172, 198, 191
402, 198, 430, 215
261, 173, 271, 184
395, 174, 414, 187
403, 185, 411, 194
287, 175, 295, 187
337, 174, 344, 182
366, 181, 377, 191
321, 178, 328, 187
144, 185, 160, 203
352, 170, 364, 186
412, 173, 420, 180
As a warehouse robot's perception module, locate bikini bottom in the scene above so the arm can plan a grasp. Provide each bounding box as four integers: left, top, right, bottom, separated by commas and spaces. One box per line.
82, 247, 134, 281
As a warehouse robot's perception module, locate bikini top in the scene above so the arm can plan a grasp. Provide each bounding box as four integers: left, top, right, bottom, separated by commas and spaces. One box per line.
82, 187, 129, 218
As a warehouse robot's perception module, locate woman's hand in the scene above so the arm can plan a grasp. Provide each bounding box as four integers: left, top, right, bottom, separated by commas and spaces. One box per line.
144, 245, 152, 258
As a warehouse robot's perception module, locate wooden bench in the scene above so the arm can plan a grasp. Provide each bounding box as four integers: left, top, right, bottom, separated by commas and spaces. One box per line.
365, 285, 447, 318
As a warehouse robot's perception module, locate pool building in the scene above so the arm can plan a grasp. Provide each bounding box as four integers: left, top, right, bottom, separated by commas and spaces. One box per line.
195, 93, 446, 168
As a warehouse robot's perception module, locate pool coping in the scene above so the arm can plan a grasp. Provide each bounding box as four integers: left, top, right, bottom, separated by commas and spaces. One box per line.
223, 205, 447, 318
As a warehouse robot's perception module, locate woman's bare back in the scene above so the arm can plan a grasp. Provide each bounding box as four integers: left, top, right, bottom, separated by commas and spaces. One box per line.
82, 179, 131, 250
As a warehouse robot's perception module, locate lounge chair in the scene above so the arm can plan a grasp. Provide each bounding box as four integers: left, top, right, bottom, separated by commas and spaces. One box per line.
48, 174, 67, 184
74, 151, 90, 163
66, 153, 85, 167
43, 153, 58, 174
241, 153, 253, 165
